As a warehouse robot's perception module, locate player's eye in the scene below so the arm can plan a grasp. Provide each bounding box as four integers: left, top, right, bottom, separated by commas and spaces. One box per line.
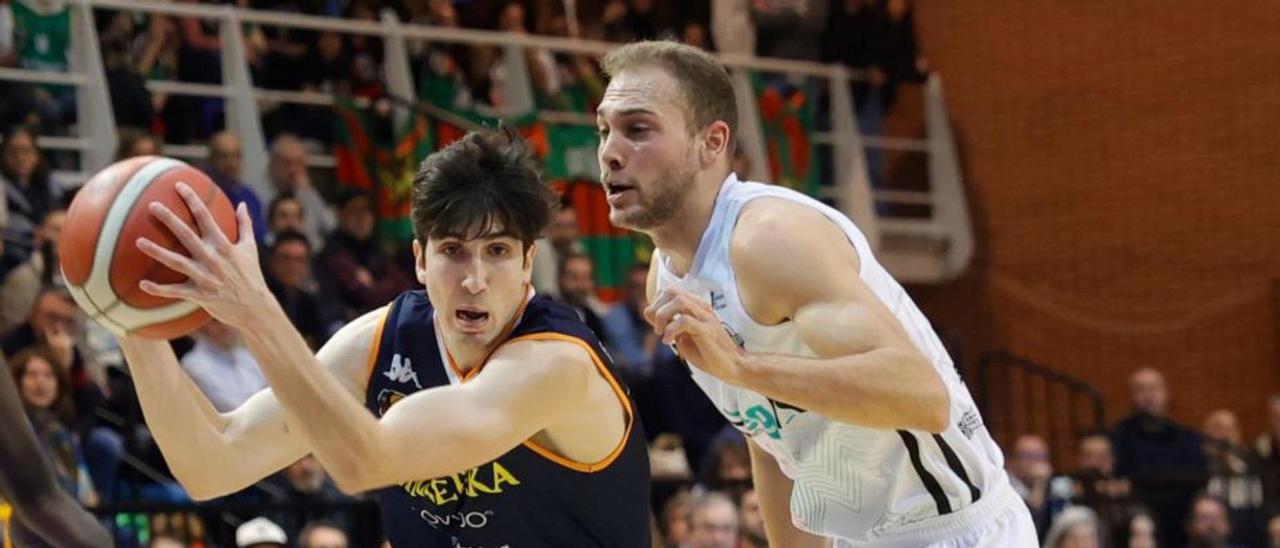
488, 244, 510, 256
440, 243, 461, 256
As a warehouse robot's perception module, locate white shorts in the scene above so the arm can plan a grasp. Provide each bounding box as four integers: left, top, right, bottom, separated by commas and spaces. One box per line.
921, 500, 1039, 548
831, 496, 1040, 548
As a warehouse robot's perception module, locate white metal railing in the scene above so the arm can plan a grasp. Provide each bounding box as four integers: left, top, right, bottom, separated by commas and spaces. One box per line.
1, 0, 973, 282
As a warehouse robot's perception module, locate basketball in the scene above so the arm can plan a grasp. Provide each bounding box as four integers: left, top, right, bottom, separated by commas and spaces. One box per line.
59, 156, 239, 340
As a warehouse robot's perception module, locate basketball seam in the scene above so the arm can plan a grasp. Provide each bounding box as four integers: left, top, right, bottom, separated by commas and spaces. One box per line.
80, 158, 200, 333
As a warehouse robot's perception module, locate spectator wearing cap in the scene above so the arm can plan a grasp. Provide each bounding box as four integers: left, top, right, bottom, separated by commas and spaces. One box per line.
237, 516, 287, 548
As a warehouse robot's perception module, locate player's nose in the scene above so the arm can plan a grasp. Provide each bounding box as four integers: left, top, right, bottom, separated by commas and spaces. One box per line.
460, 257, 489, 294
598, 133, 626, 173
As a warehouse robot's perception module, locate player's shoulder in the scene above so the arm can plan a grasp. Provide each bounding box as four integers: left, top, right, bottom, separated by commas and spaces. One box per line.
731, 197, 858, 276
733, 195, 836, 247
501, 296, 609, 366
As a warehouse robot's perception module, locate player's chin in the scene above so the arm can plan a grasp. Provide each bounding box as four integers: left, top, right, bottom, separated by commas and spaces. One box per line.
608, 206, 652, 231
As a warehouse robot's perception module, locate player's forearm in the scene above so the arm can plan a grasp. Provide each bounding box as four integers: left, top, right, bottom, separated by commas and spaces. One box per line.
239, 304, 383, 493
748, 441, 829, 548
119, 336, 240, 496
737, 347, 950, 432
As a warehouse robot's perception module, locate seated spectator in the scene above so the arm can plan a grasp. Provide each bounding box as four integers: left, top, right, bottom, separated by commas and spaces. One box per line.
698, 427, 751, 497
1009, 434, 1071, 539
681, 22, 711, 51
602, 261, 672, 439
205, 130, 267, 244
1202, 409, 1266, 547
2, 286, 105, 428
1185, 493, 1239, 548
265, 455, 352, 537
602, 262, 672, 380
1123, 508, 1158, 548
179, 319, 267, 413
1071, 431, 1137, 539
10, 348, 97, 507
267, 134, 334, 249
266, 191, 305, 242
737, 489, 766, 548
1253, 394, 1280, 507
0, 206, 64, 334
684, 491, 739, 548
115, 127, 160, 160
556, 251, 607, 339
1111, 367, 1207, 547
297, 519, 348, 548
236, 516, 288, 548
1268, 513, 1280, 548
1042, 506, 1102, 548
316, 191, 415, 317
531, 202, 585, 298
660, 488, 692, 548
266, 230, 341, 349
1, 125, 61, 272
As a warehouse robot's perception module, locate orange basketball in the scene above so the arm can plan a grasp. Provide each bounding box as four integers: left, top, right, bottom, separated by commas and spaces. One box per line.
59, 156, 239, 339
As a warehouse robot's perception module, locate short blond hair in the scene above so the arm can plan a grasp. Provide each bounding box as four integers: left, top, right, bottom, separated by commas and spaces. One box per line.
601, 41, 737, 148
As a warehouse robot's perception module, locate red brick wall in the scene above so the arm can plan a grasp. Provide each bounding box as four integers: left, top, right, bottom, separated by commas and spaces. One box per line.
903, 2, 1280, 443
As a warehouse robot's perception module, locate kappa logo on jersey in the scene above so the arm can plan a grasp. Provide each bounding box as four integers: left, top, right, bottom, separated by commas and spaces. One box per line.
385, 353, 423, 389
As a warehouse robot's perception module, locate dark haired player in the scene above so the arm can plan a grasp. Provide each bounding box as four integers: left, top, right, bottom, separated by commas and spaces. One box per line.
117, 128, 651, 547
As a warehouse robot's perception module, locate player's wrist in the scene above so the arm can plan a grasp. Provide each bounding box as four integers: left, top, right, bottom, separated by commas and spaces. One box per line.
729, 348, 755, 385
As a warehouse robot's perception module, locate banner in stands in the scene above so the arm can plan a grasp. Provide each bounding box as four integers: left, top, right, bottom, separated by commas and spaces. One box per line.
753, 73, 819, 196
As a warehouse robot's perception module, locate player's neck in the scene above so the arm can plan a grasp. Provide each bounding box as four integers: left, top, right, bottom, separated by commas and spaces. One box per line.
647, 171, 728, 277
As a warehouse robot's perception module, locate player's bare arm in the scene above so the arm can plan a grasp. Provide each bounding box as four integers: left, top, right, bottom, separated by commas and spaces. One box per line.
117, 308, 376, 500
136, 182, 607, 494
647, 198, 950, 433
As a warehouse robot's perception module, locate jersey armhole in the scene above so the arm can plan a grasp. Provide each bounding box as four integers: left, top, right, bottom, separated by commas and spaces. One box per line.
506, 332, 636, 474
362, 305, 393, 387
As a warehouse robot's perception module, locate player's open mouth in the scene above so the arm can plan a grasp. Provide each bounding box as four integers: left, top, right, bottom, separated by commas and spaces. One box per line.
455, 307, 489, 329
604, 183, 634, 196
605, 183, 635, 204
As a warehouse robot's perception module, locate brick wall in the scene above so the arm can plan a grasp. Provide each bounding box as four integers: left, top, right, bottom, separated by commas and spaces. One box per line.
903, 1, 1280, 444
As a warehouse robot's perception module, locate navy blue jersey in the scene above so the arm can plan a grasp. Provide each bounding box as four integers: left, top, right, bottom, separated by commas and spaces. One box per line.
363, 291, 651, 548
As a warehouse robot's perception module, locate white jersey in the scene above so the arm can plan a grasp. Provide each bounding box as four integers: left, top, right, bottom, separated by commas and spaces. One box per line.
654, 174, 1020, 546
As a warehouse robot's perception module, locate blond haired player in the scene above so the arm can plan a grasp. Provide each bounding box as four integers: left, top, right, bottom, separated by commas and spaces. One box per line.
595, 41, 1036, 547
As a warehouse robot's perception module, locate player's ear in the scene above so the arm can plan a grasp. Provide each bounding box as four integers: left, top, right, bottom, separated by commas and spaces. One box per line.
522, 241, 538, 278
699, 120, 731, 168
412, 239, 428, 285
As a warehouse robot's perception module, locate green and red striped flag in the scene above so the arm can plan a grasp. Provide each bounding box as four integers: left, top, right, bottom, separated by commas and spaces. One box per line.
332, 98, 433, 245
753, 73, 819, 196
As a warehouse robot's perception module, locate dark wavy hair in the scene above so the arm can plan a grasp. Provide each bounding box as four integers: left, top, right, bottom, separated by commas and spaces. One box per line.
410, 126, 555, 250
